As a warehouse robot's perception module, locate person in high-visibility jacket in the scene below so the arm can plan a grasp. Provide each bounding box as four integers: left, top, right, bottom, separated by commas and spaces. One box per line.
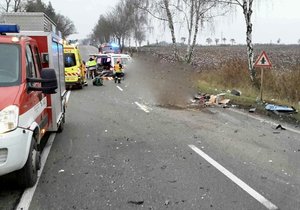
86, 57, 97, 79
114, 61, 123, 83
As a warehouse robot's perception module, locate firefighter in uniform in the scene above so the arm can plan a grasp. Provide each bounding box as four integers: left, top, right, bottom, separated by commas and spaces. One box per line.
114, 60, 123, 83
86, 57, 97, 79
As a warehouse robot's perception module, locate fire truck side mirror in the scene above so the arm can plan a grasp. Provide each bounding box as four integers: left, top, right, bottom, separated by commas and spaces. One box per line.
27, 68, 58, 94
40, 68, 58, 94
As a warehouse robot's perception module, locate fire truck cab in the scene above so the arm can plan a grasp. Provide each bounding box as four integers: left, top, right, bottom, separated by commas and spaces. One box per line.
0, 15, 67, 188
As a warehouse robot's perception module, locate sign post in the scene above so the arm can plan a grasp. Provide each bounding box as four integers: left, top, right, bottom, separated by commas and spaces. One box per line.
254, 51, 272, 101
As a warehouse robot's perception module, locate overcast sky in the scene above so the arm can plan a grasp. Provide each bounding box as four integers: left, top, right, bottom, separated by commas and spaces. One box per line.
46, 0, 300, 44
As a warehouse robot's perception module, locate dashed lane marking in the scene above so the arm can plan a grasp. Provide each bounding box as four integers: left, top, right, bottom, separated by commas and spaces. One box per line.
189, 145, 278, 210
135, 102, 150, 113
16, 133, 56, 210
117, 86, 123, 91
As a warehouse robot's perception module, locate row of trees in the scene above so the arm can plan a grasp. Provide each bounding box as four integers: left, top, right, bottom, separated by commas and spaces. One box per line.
91, 0, 257, 85
0, 0, 76, 38
205, 37, 235, 45
90, 0, 147, 52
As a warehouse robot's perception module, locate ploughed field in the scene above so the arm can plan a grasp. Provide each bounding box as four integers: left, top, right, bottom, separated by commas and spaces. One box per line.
141, 44, 300, 72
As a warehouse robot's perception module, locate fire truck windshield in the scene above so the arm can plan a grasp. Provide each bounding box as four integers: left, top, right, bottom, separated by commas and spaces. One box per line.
0, 44, 20, 86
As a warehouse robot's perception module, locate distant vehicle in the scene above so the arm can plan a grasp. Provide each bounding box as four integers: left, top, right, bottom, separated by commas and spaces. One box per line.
98, 43, 121, 54
0, 14, 67, 188
91, 53, 132, 73
64, 44, 87, 89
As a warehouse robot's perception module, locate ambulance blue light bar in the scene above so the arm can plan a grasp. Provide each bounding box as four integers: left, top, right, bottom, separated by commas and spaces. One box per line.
0, 24, 20, 34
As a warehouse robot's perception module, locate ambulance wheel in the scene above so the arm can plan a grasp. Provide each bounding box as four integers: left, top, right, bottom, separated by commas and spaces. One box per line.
57, 114, 65, 133
18, 137, 39, 188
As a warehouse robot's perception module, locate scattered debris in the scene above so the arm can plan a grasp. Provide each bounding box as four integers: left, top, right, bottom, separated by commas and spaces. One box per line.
249, 108, 256, 113
265, 104, 297, 113
275, 124, 286, 130
261, 176, 268, 180
205, 93, 230, 106
231, 89, 241, 96
161, 165, 167, 170
58, 169, 65, 173
127, 200, 144, 205
165, 200, 170, 206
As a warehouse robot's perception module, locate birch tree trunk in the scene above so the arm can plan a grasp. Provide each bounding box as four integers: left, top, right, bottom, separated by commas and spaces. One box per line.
186, 0, 202, 63
242, 0, 257, 84
163, 0, 180, 60
185, 0, 195, 62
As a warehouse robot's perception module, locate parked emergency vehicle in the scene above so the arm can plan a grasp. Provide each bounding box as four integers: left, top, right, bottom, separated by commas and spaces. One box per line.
0, 13, 67, 188
98, 42, 120, 54
64, 44, 87, 89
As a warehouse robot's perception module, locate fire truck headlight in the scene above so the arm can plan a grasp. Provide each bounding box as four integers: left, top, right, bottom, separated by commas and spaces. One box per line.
0, 105, 19, 134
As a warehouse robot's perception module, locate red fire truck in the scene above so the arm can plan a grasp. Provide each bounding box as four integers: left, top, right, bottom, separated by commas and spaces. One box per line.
0, 13, 67, 188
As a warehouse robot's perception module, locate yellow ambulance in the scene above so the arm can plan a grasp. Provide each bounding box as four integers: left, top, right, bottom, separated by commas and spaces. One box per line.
64, 44, 87, 89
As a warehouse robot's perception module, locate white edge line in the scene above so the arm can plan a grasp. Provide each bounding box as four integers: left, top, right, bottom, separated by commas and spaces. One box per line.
16, 133, 56, 210
188, 145, 278, 210
229, 108, 300, 135
116, 86, 123, 92
135, 102, 150, 113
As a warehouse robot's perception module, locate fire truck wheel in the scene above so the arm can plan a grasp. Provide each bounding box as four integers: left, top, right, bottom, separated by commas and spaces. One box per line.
18, 138, 39, 188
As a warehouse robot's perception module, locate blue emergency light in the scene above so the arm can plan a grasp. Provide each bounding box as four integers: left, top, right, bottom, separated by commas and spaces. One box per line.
110, 42, 119, 48
0, 24, 20, 34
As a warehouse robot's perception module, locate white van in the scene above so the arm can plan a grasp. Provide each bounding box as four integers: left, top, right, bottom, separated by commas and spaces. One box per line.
91, 53, 132, 73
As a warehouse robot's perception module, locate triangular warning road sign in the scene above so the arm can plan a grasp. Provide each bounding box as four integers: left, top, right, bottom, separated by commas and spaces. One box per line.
254, 51, 272, 68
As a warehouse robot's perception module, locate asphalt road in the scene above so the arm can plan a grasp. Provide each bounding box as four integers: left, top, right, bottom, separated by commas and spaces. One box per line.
1, 52, 300, 210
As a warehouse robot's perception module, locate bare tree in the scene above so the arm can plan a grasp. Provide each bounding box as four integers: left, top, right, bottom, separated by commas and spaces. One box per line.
0, 0, 24, 12
91, 0, 147, 51
206, 37, 212, 45
219, 0, 258, 84
0, 0, 12, 12
55, 14, 76, 38
277, 38, 281, 44
222, 37, 226, 44
215, 38, 219, 45
25, 0, 76, 38
230, 38, 235, 45
13, 0, 22, 11
181, 37, 186, 44
137, 0, 223, 63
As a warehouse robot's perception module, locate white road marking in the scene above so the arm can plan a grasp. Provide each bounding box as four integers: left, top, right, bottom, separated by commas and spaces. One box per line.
117, 86, 123, 91
188, 145, 278, 210
229, 108, 300, 135
16, 133, 56, 210
135, 102, 150, 113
